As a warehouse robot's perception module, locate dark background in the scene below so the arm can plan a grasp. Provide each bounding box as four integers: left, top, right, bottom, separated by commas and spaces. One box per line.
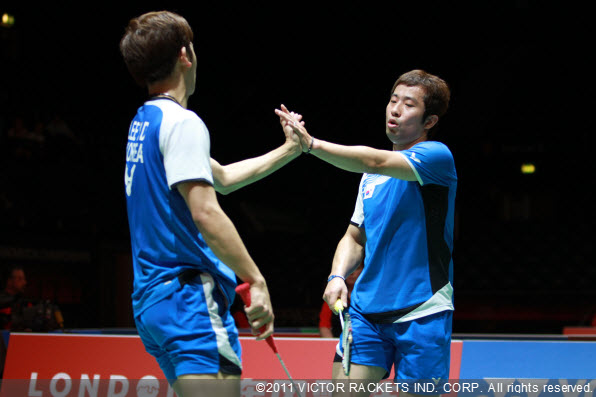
0, 2, 594, 334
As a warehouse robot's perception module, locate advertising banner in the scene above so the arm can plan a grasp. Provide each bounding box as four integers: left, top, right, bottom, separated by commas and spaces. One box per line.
1, 333, 464, 396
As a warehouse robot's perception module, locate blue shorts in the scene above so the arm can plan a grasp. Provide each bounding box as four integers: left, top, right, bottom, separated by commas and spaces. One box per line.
336, 309, 452, 380
135, 272, 242, 382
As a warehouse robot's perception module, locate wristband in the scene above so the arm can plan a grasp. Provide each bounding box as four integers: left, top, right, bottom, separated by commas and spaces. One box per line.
327, 274, 345, 283
306, 137, 315, 154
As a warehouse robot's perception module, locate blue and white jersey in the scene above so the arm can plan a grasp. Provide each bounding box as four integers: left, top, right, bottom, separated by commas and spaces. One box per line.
350, 141, 457, 323
124, 98, 236, 316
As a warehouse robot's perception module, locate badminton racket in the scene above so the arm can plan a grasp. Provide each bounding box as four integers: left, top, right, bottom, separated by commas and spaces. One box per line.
334, 299, 352, 376
235, 283, 302, 396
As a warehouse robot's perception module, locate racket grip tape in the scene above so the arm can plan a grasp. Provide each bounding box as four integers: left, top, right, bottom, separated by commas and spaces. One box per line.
334, 299, 344, 313
235, 282, 278, 353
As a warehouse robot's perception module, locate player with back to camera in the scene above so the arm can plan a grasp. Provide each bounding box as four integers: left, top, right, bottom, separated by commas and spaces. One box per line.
120, 11, 304, 397
277, 69, 456, 396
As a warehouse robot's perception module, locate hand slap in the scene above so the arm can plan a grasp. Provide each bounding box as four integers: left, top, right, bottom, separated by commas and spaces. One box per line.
275, 105, 312, 152
277, 104, 304, 151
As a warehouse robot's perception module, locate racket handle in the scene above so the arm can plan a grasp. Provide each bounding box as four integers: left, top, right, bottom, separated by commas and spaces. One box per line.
334, 299, 344, 313
235, 282, 278, 353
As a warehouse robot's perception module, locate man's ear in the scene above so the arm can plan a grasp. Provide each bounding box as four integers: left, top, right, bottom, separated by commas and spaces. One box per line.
424, 115, 439, 130
179, 46, 193, 67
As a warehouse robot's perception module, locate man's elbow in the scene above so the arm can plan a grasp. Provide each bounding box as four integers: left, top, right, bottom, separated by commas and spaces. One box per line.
190, 202, 222, 227
363, 156, 417, 181
213, 168, 238, 195
361, 153, 387, 174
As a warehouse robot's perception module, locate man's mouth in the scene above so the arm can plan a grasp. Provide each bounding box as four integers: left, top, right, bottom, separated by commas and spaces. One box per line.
387, 119, 399, 128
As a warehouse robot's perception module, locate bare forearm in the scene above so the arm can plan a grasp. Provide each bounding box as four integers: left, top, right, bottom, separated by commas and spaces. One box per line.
194, 204, 264, 285
329, 231, 364, 278
310, 139, 415, 180
311, 139, 378, 174
275, 108, 416, 180
213, 142, 301, 194
324, 227, 364, 310
178, 181, 273, 337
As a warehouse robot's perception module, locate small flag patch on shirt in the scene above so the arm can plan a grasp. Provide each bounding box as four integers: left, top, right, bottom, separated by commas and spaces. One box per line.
364, 185, 375, 199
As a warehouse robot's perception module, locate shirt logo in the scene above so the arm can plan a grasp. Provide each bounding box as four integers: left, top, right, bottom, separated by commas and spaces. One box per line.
410, 152, 421, 163
364, 185, 375, 199
362, 175, 390, 200
124, 164, 136, 197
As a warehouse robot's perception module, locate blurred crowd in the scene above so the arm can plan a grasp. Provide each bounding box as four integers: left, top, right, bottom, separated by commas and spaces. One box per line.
0, 112, 87, 240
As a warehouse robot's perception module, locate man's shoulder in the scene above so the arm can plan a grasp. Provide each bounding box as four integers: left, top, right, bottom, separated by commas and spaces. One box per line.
409, 141, 455, 164
159, 103, 202, 123
158, 105, 209, 141
412, 140, 452, 153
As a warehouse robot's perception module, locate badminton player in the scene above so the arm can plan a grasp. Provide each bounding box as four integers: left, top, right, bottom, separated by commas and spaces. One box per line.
120, 11, 302, 397
277, 70, 456, 396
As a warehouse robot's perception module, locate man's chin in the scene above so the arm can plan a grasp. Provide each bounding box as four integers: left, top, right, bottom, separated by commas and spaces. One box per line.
385, 131, 400, 145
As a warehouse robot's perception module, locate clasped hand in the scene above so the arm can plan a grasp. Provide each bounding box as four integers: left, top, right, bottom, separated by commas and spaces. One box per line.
276, 104, 312, 152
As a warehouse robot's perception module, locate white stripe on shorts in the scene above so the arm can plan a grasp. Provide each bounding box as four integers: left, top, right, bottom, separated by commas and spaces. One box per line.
200, 273, 242, 369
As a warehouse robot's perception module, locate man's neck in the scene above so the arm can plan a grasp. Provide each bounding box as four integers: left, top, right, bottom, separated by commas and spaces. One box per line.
148, 80, 188, 108
393, 135, 428, 151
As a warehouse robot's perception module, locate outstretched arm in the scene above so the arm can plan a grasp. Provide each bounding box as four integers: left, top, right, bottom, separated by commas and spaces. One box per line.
275, 105, 417, 181
211, 145, 299, 194
211, 111, 304, 194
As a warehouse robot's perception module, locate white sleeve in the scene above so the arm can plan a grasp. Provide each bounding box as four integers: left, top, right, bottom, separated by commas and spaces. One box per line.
350, 176, 365, 227
160, 114, 213, 189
